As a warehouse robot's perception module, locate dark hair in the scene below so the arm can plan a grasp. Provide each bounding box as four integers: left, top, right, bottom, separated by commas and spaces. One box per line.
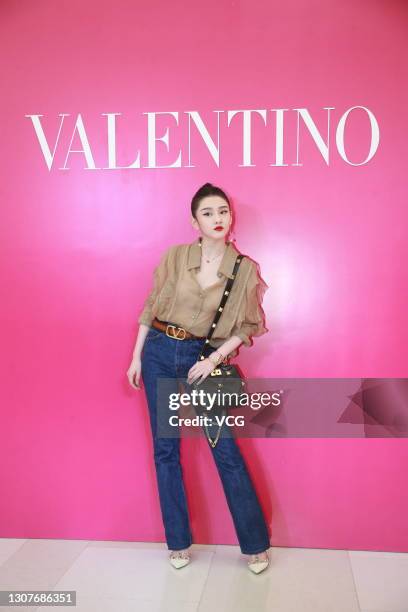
191, 182, 231, 219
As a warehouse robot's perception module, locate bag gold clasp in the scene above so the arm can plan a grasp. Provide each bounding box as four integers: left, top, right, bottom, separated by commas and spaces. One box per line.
210, 368, 223, 376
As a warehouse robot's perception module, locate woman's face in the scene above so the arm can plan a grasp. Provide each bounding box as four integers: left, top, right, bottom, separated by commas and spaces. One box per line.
193, 195, 232, 241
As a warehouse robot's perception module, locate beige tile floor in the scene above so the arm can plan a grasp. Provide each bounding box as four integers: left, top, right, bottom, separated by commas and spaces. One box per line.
0, 539, 407, 612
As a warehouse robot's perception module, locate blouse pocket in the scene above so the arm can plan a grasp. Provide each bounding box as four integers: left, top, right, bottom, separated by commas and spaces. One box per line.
156, 279, 175, 314
159, 279, 174, 299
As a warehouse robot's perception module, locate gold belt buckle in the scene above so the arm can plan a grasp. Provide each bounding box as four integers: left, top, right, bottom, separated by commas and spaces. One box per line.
166, 324, 187, 340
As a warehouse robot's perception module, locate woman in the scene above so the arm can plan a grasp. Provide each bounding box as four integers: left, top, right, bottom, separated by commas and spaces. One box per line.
127, 182, 270, 574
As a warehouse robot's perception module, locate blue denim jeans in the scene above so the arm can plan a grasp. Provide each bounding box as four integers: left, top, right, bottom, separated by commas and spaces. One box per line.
141, 325, 270, 554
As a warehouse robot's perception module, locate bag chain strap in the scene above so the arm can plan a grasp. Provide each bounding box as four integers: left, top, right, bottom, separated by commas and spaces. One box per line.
196, 251, 245, 362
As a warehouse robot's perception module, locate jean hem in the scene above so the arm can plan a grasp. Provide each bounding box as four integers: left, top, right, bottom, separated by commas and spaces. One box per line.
240, 544, 271, 555
167, 538, 193, 551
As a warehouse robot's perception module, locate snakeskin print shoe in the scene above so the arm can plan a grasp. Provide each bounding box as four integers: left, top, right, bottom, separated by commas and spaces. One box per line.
248, 551, 269, 574
169, 549, 191, 569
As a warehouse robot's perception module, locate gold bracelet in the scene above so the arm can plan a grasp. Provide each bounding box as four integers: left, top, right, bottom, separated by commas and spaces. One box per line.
209, 350, 223, 366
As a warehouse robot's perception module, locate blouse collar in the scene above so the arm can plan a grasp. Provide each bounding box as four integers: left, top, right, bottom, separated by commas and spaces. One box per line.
186, 236, 240, 279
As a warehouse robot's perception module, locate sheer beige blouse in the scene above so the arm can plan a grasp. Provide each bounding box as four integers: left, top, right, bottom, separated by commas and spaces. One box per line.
138, 237, 268, 357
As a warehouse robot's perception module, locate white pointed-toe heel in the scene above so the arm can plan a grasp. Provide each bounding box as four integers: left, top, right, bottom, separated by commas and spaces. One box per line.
248, 551, 269, 574
169, 549, 191, 569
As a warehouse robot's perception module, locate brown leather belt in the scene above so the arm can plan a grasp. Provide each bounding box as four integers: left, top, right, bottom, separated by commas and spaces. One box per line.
151, 318, 206, 341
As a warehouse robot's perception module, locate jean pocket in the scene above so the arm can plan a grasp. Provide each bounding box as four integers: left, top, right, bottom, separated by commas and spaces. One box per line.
146, 328, 164, 342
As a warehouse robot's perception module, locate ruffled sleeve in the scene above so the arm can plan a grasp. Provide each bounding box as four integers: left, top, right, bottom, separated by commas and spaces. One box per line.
231, 261, 268, 346
137, 246, 173, 326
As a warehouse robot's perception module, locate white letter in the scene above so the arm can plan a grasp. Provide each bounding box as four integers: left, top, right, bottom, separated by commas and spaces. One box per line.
143, 111, 182, 168
101, 112, 141, 169
185, 110, 223, 167
270, 108, 289, 167
25, 113, 68, 171
61, 113, 99, 170
227, 110, 267, 167
336, 106, 379, 165
293, 107, 335, 166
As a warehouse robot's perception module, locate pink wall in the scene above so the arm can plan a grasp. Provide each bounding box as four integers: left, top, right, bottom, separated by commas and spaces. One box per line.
1, 0, 407, 551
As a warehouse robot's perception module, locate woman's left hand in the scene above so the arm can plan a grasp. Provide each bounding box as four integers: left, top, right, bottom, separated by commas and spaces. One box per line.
187, 358, 216, 385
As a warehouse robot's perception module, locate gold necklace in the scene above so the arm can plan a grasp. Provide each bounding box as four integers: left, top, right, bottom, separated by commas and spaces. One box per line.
202, 249, 225, 264
199, 237, 227, 263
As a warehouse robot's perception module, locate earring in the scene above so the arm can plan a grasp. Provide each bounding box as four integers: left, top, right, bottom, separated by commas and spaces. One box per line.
229, 226, 236, 243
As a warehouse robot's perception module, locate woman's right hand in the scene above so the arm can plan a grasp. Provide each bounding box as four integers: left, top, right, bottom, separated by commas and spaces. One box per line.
127, 356, 142, 390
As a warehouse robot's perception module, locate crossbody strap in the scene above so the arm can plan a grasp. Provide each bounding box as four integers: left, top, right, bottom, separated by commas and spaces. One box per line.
197, 252, 245, 361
